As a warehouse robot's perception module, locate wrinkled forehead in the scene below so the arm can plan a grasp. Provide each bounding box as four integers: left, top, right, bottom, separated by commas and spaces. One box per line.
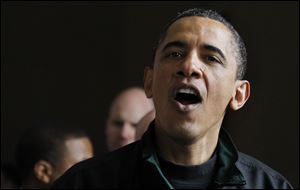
159, 16, 234, 57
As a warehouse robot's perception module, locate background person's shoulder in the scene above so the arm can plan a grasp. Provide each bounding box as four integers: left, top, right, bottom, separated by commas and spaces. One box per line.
236, 152, 293, 189
51, 155, 117, 189
52, 140, 142, 189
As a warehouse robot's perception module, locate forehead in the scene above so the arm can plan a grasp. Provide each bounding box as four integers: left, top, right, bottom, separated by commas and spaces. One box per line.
160, 16, 234, 59
110, 93, 152, 123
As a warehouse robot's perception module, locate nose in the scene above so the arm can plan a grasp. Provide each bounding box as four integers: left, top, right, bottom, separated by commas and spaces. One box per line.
120, 123, 135, 141
176, 52, 203, 79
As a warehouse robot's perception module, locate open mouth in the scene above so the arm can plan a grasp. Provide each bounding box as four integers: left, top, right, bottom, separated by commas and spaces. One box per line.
174, 86, 202, 105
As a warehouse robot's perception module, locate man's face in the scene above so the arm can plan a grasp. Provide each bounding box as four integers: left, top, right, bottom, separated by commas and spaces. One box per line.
105, 89, 153, 151
106, 105, 138, 152
145, 16, 240, 143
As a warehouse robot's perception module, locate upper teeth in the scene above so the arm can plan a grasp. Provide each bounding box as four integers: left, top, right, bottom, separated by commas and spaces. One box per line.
177, 88, 197, 95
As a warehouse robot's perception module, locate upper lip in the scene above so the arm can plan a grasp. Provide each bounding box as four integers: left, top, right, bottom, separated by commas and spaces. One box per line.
171, 83, 202, 103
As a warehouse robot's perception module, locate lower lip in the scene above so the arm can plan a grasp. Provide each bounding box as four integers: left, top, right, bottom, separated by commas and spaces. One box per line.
172, 99, 200, 112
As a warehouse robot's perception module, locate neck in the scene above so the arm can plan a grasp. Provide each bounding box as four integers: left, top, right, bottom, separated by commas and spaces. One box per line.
155, 121, 222, 166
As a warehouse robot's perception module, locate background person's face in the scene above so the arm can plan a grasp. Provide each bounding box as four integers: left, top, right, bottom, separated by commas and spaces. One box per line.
145, 16, 239, 143
106, 107, 138, 151
105, 89, 153, 151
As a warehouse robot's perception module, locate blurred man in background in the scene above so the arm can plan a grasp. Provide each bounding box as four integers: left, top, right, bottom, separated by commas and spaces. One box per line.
105, 87, 154, 151
15, 122, 94, 189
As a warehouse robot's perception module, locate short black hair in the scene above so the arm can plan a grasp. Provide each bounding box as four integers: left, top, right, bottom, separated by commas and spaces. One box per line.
15, 121, 89, 179
153, 8, 247, 79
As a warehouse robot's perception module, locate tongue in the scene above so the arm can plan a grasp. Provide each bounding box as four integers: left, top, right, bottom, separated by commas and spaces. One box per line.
178, 99, 193, 105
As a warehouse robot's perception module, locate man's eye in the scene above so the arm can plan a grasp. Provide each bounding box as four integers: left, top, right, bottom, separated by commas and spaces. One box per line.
113, 121, 124, 128
205, 56, 222, 64
167, 51, 183, 58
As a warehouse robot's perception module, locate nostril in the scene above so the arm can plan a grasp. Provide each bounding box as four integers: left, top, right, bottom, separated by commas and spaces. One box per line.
176, 71, 185, 76
191, 72, 200, 77
176, 71, 200, 78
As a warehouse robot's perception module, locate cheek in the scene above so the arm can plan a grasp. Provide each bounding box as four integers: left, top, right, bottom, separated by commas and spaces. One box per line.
106, 125, 119, 137
153, 63, 174, 81
206, 71, 236, 103
152, 68, 169, 98
209, 80, 235, 107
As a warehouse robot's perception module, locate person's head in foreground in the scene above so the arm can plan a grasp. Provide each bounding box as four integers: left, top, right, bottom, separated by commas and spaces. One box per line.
16, 122, 94, 189
105, 87, 154, 151
52, 8, 293, 189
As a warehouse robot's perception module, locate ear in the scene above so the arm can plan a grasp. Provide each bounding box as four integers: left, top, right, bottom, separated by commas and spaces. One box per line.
143, 66, 154, 98
33, 160, 54, 184
229, 80, 250, 110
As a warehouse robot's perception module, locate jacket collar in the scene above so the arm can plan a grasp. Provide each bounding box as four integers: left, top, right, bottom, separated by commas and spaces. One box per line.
141, 121, 246, 188
214, 127, 246, 186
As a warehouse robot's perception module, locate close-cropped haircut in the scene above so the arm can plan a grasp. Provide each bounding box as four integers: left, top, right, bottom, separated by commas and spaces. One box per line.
15, 121, 89, 179
153, 8, 247, 79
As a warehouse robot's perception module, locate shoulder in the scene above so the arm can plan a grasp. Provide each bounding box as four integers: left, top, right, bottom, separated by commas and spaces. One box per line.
236, 152, 293, 189
52, 141, 142, 189
71, 140, 141, 174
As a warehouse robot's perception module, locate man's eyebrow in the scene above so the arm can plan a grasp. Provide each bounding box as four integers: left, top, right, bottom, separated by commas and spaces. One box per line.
202, 44, 226, 60
162, 41, 188, 51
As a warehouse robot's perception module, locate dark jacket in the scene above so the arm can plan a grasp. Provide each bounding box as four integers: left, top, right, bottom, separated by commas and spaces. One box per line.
52, 123, 293, 189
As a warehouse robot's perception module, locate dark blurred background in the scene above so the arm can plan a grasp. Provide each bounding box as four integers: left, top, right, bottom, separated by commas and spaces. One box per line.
1, 1, 299, 188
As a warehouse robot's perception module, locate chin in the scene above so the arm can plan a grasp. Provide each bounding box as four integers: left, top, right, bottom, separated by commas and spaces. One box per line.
165, 121, 203, 144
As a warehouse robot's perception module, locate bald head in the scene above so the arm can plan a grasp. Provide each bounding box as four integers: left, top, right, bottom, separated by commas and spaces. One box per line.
105, 87, 154, 151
